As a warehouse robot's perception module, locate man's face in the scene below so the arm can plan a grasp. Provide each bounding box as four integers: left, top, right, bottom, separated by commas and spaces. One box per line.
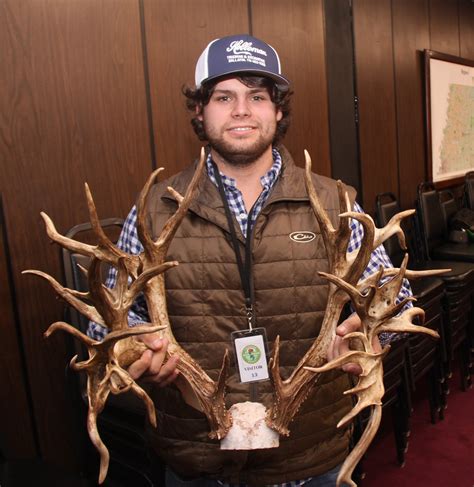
198, 78, 283, 166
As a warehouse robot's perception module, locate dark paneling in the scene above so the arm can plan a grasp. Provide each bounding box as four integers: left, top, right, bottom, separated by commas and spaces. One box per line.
460, 0, 474, 59
429, 0, 460, 55
392, 0, 430, 209
252, 0, 332, 176
353, 0, 398, 214
0, 0, 152, 470
324, 0, 360, 193
143, 0, 249, 178
0, 195, 37, 458
1, 0, 473, 476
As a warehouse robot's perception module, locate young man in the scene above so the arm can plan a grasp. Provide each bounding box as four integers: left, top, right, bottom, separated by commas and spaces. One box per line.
88, 34, 411, 486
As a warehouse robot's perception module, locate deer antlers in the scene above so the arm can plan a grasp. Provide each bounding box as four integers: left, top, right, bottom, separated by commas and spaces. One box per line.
24, 149, 232, 483
266, 150, 447, 486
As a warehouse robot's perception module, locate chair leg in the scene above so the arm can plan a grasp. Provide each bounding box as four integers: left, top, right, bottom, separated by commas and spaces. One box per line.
428, 368, 440, 424
392, 400, 409, 467
460, 339, 472, 391
438, 367, 448, 419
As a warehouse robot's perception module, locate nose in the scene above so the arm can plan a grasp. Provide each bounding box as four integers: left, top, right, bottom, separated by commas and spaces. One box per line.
231, 97, 250, 117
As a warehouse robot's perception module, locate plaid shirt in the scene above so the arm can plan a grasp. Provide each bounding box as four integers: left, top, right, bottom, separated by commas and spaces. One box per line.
86, 149, 412, 486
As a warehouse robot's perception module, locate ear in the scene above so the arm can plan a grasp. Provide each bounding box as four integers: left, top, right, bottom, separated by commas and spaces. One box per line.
276, 109, 283, 122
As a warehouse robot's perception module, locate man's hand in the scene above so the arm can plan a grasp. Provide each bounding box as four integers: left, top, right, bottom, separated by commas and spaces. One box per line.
128, 334, 180, 387
327, 313, 382, 375
127, 333, 202, 410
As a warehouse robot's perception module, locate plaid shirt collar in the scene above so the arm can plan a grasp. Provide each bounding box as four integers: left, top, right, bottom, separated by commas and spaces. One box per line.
206, 148, 282, 191
205, 148, 282, 237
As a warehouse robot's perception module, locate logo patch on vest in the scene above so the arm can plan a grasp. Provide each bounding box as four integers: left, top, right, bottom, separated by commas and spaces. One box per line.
289, 231, 316, 243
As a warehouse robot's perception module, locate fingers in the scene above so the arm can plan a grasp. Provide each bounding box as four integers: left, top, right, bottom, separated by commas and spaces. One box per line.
327, 334, 343, 362
372, 335, 382, 354
342, 362, 362, 375
127, 336, 180, 387
336, 313, 362, 337
128, 348, 155, 380
328, 314, 363, 375
142, 352, 180, 386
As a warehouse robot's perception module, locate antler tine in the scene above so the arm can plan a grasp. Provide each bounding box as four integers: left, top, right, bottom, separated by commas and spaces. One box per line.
135, 167, 166, 256
85, 182, 118, 251
23, 269, 104, 325
85, 255, 178, 334
85, 257, 120, 328
84, 183, 136, 274
87, 407, 110, 485
333, 181, 354, 263
378, 306, 439, 339
336, 405, 382, 487
44, 321, 97, 345
41, 211, 96, 256
41, 203, 138, 277
155, 147, 206, 253
360, 264, 451, 284
345, 209, 417, 285
304, 150, 335, 238
340, 211, 376, 282
137, 147, 206, 260
304, 151, 354, 275
373, 209, 415, 250
129, 260, 179, 298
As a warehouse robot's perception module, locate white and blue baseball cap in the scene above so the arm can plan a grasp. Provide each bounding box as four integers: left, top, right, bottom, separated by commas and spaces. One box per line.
195, 34, 289, 88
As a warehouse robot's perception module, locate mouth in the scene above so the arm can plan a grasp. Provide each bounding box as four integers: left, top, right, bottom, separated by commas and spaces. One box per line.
227, 126, 256, 134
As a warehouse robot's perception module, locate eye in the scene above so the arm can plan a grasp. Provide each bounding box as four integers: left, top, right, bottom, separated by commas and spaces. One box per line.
214, 95, 231, 102
251, 94, 266, 101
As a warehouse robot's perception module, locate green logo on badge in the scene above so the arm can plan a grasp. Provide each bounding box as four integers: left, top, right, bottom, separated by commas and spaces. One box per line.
242, 344, 261, 364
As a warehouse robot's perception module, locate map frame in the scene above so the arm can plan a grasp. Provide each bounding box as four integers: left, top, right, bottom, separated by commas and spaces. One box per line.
424, 50, 474, 186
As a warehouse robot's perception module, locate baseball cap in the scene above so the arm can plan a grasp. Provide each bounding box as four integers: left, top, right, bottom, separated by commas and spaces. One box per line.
195, 34, 289, 88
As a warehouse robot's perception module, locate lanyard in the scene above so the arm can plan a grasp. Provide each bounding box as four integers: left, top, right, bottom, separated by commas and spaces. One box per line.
211, 161, 256, 330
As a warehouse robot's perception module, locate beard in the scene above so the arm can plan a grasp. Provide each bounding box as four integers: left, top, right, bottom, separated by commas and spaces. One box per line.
203, 121, 276, 167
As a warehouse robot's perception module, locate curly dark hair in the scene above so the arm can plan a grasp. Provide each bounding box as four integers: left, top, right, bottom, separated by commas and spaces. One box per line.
182, 75, 292, 145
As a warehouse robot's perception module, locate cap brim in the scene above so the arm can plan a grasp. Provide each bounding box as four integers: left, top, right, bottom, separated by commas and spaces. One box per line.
199, 68, 289, 88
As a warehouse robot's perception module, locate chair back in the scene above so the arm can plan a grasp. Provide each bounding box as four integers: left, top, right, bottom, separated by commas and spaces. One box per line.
375, 192, 405, 267
416, 182, 448, 259
464, 171, 474, 209
439, 189, 458, 229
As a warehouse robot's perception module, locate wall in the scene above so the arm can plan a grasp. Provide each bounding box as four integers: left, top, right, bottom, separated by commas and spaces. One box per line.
1, 0, 155, 471
1, 0, 473, 475
353, 0, 474, 213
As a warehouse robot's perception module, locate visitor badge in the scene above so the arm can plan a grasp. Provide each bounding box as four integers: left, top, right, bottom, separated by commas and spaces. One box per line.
231, 328, 269, 383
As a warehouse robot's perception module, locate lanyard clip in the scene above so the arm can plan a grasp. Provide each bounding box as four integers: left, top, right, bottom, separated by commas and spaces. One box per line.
245, 303, 254, 331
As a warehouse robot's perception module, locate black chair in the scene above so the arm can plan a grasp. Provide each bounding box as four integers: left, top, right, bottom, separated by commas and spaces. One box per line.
61, 218, 157, 487
464, 171, 474, 210
463, 173, 474, 357
415, 183, 474, 392
375, 193, 446, 423
416, 182, 474, 263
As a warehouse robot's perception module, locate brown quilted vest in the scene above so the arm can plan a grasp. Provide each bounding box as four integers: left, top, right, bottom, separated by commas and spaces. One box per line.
144, 146, 357, 485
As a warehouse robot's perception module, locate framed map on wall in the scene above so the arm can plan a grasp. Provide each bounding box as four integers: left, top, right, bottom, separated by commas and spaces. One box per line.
424, 50, 474, 184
